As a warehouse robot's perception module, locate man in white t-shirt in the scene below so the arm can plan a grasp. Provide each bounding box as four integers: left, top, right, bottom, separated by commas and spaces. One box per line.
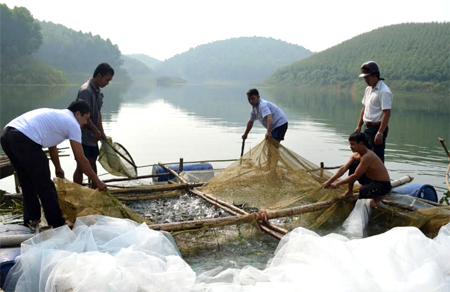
242, 88, 288, 145
354, 61, 393, 163
0, 100, 107, 229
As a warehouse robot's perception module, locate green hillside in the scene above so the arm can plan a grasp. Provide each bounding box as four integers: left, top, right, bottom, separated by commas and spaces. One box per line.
127, 54, 162, 70
265, 22, 449, 92
33, 21, 130, 84
0, 4, 67, 85
156, 37, 313, 84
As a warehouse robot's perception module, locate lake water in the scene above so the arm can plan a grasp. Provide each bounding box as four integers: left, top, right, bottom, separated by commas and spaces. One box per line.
1, 83, 449, 199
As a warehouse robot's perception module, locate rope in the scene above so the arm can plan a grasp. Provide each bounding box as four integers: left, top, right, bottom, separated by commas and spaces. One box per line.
254, 210, 269, 222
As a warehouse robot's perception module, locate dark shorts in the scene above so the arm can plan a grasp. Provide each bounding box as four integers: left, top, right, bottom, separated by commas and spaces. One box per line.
348, 160, 392, 199
271, 122, 288, 141
82, 144, 99, 159
359, 181, 392, 199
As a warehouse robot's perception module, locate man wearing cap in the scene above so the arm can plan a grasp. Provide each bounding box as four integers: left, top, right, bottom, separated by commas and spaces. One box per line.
355, 61, 393, 163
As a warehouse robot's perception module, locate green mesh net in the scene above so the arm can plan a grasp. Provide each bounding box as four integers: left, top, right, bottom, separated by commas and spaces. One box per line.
98, 136, 137, 178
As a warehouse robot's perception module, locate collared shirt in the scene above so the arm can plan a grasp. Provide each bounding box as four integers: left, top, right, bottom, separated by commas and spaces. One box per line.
362, 80, 393, 123
250, 98, 288, 129
76, 79, 104, 146
6, 109, 81, 148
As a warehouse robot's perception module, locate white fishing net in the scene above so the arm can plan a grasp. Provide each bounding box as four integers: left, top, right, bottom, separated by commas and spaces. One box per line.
3, 216, 195, 292
192, 222, 450, 292
3, 216, 450, 292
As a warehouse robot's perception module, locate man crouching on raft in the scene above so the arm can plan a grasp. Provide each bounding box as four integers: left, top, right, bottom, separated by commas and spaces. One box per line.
321, 132, 392, 208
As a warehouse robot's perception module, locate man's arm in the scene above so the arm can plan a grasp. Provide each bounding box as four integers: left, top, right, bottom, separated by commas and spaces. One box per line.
332, 155, 370, 188
265, 114, 273, 139
242, 120, 254, 140
355, 106, 365, 133
97, 111, 106, 140
70, 140, 107, 191
322, 157, 354, 189
48, 146, 64, 178
374, 109, 391, 145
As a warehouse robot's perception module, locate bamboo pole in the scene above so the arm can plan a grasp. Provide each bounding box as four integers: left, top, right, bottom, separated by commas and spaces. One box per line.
114, 191, 181, 201
110, 183, 190, 195
137, 158, 236, 169
102, 173, 171, 183
0, 234, 35, 247
148, 199, 337, 232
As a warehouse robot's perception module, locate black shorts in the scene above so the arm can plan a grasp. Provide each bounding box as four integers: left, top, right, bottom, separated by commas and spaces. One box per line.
271, 122, 288, 141
82, 144, 99, 159
359, 181, 392, 199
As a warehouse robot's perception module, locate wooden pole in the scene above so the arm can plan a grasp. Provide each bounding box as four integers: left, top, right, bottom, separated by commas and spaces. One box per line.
179, 158, 184, 173
148, 199, 337, 232
102, 173, 171, 183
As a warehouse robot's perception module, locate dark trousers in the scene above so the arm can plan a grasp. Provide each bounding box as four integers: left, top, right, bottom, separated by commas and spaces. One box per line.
1, 127, 65, 227
364, 126, 388, 163
348, 161, 392, 199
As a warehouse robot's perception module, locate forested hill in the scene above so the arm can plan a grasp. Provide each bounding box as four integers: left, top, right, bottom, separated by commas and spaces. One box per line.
34, 21, 128, 84
0, 4, 67, 84
128, 54, 162, 70
265, 22, 449, 92
155, 37, 313, 84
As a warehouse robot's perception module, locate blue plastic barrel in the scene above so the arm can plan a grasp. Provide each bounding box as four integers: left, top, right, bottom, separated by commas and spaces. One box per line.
391, 183, 438, 202
0, 247, 20, 288
152, 163, 213, 182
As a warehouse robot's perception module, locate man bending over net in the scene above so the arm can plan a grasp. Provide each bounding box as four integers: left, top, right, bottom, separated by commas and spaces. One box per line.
321, 132, 392, 208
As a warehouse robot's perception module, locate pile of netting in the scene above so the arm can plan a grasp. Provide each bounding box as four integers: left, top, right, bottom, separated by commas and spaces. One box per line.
3, 215, 450, 291
199, 139, 450, 237
55, 178, 150, 225
2, 216, 194, 292
200, 139, 355, 230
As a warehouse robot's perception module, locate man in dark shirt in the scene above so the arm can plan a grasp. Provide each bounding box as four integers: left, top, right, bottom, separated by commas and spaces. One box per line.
73, 63, 114, 189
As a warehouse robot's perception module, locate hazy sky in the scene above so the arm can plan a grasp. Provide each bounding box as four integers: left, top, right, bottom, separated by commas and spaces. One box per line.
2, 0, 449, 61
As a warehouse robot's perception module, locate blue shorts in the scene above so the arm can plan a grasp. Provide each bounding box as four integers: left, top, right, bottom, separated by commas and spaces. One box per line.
82, 144, 99, 159
272, 122, 288, 141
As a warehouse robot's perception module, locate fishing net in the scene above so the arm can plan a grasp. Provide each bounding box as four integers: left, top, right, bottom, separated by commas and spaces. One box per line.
55, 178, 151, 225
198, 139, 450, 235
199, 138, 354, 231
98, 136, 137, 178
370, 194, 450, 238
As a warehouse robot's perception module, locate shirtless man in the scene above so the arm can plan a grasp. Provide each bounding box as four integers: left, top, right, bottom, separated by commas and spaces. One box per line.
321, 132, 391, 208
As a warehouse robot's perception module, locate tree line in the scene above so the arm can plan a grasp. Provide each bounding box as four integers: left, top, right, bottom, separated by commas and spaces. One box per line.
264, 22, 449, 92
155, 37, 313, 84
0, 4, 128, 85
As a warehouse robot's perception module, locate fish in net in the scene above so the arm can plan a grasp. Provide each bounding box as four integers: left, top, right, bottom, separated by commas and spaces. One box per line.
98, 136, 137, 178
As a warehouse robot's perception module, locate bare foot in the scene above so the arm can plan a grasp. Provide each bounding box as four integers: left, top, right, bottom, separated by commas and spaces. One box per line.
29, 219, 41, 226
370, 196, 385, 209
65, 220, 74, 229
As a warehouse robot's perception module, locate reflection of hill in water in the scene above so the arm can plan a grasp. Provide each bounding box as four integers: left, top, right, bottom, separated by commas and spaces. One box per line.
0, 84, 130, 129
3, 83, 446, 152
124, 84, 449, 150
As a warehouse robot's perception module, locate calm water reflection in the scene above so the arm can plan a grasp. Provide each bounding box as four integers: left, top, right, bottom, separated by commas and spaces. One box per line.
0, 84, 449, 199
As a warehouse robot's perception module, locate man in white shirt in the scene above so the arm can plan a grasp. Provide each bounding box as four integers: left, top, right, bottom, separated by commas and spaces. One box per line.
1, 100, 107, 228
354, 61, 393, 163
242, 88, 288, 145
